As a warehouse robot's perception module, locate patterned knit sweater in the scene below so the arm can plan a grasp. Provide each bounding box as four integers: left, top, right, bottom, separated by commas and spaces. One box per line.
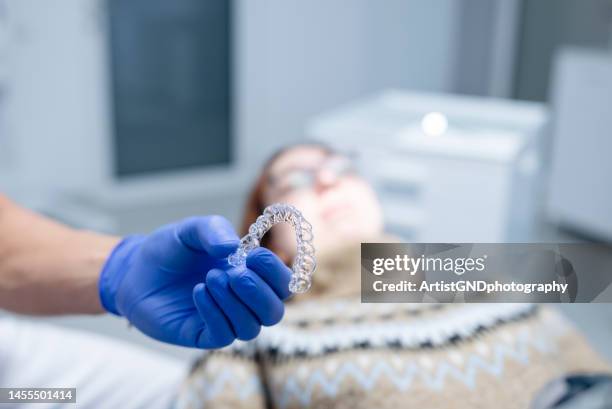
175, 243, 609, 409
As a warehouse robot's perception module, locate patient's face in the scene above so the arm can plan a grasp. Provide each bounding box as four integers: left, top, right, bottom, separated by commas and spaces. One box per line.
263, 146, 383, 258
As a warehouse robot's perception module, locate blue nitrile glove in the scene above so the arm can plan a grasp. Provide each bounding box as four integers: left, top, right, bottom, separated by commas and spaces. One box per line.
99, 216, 292, 349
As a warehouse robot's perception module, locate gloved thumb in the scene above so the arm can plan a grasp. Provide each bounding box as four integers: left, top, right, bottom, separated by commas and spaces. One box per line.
176, 215, 239, 258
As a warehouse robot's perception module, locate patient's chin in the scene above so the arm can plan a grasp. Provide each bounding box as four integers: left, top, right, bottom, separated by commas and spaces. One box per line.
324, 224, 376, 248
330, 211, 378, 234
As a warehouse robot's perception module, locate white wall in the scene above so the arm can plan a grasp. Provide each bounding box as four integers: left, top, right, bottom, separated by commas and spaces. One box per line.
237, 0, 460, 170
1, 0, 111, 194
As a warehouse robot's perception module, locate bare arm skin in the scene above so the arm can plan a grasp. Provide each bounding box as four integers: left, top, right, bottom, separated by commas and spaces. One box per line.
0, 195, 119, 315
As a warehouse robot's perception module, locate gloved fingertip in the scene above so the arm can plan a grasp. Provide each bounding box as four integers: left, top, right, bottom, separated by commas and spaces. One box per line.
192, 284, 236, 348
201, 216, 240, 255
229, 269, 260, 297
225, 265, 247, 280
205, 268, 229, 290
208, 239, 240, 258
237, 324, 261, 341
193, 282, 205, 298
228, 268, 286, 327
192, 283, 209, 313
245, 248, 292, 300
177, 215, 239, 256
263, 303, 285, 327
245, 246, 275, 263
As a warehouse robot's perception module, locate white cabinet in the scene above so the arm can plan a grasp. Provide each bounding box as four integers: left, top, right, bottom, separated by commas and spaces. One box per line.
308, 90, 548, 242
547, 48, 612, 241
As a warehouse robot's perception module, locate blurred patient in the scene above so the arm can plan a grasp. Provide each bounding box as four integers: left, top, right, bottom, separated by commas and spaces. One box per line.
242, 142, 383, 297
176, 143, 609, 409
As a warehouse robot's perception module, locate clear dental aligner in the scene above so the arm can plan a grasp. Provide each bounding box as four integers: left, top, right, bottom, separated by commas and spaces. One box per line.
228, 203, 316, 294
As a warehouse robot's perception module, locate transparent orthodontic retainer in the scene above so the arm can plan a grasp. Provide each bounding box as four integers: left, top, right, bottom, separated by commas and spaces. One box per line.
227, 203, 316, 294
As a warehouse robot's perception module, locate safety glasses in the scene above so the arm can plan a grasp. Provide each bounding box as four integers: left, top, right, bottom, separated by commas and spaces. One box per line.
267, 155, 355, 195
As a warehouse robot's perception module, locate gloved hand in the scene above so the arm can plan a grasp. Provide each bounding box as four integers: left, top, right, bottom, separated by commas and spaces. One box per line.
99, 216, 292, 348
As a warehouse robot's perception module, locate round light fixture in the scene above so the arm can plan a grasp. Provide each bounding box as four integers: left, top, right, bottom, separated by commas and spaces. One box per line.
420, 112, 448, 136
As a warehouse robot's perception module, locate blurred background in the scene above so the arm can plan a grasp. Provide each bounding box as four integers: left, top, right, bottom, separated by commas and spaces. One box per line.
0, 0, 611, 360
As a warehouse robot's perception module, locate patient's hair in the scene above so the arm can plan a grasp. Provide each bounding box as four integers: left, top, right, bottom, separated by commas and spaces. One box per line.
240, 141, 336, 264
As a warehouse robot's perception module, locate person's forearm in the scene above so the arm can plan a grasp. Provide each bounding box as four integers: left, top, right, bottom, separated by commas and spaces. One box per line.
0, 195, 119, 315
